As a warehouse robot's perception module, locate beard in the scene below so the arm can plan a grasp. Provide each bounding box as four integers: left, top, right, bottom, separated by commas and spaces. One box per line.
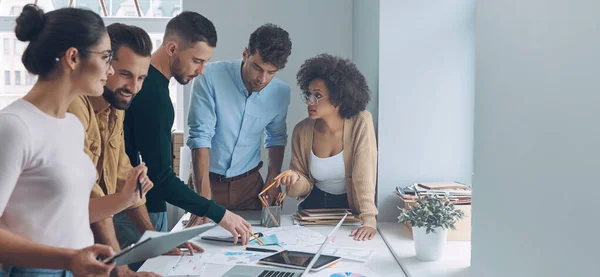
102, 86, 134, 110
171, 57, 190, 85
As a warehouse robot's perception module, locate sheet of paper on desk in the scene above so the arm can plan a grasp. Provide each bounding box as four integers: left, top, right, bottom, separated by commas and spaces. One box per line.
167, 254, 211, 276
207, 250, 271, 266
321, 246, 375, 262
261, 226, 326, 249
249, 234, 279, 246
309, 266, 381, 277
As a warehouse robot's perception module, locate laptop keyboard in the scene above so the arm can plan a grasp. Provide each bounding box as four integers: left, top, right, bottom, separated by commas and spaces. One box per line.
258, 270, 297, 277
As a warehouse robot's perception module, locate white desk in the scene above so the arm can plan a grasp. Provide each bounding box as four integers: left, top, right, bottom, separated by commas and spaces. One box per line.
139, 212, 406, 276
378, 223, 471, 277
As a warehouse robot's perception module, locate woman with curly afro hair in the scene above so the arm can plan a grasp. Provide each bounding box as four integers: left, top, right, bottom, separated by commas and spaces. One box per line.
277, 54, 378, 241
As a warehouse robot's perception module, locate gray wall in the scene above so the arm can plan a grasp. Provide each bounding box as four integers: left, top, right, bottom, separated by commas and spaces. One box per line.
181, 0, 354, 215
352, 0, 379, 128
376, 0, 475, 221
472, 0, 599, 276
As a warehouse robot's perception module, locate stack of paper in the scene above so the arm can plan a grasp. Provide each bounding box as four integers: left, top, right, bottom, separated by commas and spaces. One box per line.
413, 182, 472, 204
394, 185, 417, 202
292, 209, 361, 226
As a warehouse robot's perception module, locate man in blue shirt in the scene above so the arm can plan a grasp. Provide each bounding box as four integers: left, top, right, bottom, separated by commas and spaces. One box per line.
186, 24, 292, 226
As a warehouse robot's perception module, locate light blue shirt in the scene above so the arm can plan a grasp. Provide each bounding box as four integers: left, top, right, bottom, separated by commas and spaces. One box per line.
187, 59, 290, 177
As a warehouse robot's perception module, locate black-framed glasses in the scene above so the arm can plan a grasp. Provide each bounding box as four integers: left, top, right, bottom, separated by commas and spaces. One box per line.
301, 93, 328, 106
79, 49, 114, 65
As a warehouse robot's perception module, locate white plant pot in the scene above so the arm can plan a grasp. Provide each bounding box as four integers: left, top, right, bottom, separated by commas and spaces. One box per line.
412, 226, 448, 261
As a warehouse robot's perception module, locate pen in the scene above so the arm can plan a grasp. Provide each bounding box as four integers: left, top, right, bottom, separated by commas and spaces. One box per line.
249, 231, 265, 245
246, 247, 278, 253
137, 151, 143, 199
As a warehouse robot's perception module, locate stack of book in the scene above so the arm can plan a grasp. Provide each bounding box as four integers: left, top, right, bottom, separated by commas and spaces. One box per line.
396, 182, 472, 204
394, 185, 418, 203
292, 209, 361, 226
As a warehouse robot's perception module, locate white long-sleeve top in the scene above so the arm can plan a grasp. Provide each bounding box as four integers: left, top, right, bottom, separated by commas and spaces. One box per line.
0, 99, 95, 249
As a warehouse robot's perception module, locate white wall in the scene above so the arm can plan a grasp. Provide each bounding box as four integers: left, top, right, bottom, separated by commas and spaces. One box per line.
181, 0, 353, 215
377, 0, 475, 221
472, 1, 600, 276
352, 0, 379, 128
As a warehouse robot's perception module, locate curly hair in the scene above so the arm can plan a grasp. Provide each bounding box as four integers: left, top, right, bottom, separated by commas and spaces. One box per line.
247, 23, 292, 70
296, 54, 371, 118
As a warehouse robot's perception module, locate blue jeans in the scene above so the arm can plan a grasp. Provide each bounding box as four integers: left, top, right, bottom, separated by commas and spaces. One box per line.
113, 211, 167, 271
0, 266, 72, 277
298, 185, 349, 210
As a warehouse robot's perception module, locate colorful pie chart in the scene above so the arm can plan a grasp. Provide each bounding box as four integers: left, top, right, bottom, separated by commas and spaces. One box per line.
329, 272, 367, 277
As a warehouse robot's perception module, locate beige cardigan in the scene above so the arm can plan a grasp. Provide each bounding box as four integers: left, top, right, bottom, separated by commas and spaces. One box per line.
286, 111, 378, 229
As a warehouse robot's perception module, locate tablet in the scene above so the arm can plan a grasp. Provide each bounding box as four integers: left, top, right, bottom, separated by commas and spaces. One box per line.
102, 223, 216, 266
103, 238, 151, 264
258, 250, 341, 271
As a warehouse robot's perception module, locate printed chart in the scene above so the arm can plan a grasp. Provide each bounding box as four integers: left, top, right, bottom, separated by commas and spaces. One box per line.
208, 251, 271, 266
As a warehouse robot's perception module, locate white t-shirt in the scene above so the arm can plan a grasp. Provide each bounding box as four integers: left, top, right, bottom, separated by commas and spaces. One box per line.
0, 99, 95, 249
310, 150, 347, 195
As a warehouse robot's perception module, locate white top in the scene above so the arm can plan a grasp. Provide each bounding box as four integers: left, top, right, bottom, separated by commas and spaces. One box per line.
310, 150, 347, 195
0, 99, 95, 249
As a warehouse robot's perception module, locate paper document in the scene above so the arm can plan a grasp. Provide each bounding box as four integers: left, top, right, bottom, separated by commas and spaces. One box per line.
167, 254, 211, 276
249, 234, 279, 246
261, 226, 326, 249
207, 250, 271, 266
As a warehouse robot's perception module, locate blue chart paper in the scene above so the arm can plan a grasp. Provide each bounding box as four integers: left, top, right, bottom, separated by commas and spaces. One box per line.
250, 234, 279, 246
330, 273, 367, 277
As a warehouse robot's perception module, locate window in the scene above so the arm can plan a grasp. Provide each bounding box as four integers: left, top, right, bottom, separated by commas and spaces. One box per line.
25, 72, 35, 85
14, 71, 20, 86
13, 39, 21, 55
0, 2, 184, 131
3, 38, 8, 55
0, 1, 182, 18
9, 6, 20, 16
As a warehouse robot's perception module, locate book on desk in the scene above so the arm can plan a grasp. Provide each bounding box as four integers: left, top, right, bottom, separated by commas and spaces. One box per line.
292, 208, 361, 226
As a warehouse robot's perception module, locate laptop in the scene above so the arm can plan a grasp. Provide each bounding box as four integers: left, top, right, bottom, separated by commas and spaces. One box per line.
222, 214, 348, 277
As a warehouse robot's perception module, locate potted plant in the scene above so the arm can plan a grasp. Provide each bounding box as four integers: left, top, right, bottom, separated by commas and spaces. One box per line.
398, 194, 465, 261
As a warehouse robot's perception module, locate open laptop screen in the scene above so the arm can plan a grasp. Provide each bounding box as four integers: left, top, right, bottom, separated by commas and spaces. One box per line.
260, 250, 340, 270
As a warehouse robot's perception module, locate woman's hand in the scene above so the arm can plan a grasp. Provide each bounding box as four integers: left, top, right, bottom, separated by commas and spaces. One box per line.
276, 170, 300, 187
121, 163, 153, 206
67, 244, 115, 277
350, 226, 376, 241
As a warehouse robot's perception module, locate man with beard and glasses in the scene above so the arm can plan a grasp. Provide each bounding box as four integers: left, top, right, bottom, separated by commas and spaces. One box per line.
68, 23, 201, 276
123, 12, 252, 255
185, 24, 292, 227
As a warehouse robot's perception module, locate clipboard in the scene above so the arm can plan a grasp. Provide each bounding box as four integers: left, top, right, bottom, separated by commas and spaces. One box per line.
103, 223, 217, 266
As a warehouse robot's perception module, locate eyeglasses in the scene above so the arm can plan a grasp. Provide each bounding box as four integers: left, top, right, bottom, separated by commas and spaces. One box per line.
79, 49, 114, 65
302, 93, 328, 106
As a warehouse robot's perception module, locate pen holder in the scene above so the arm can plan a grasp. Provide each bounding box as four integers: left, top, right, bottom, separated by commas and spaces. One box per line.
261, 206, 281, 228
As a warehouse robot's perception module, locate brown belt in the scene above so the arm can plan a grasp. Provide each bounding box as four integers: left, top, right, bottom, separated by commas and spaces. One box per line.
209, 161, 263, 183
